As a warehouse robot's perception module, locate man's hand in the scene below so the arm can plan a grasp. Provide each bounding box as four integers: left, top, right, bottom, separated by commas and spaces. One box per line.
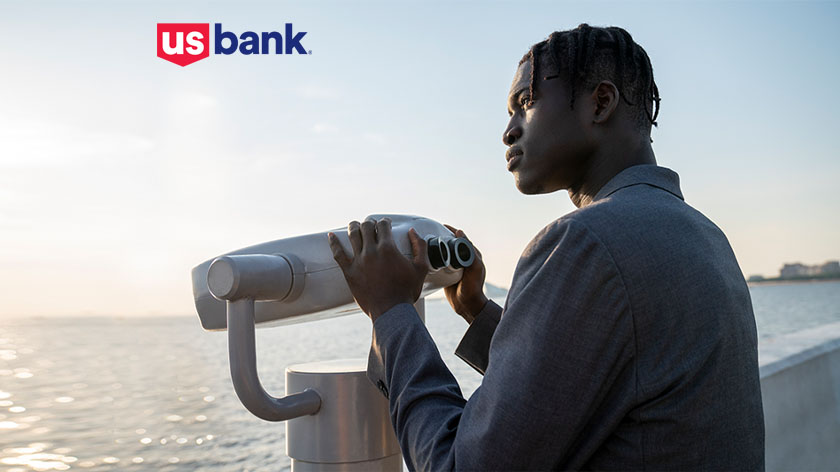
443, 224, 488, 324
328, 218, 430, 323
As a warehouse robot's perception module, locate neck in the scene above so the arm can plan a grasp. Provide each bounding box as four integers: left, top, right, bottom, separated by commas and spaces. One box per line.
568, 137, 656, 208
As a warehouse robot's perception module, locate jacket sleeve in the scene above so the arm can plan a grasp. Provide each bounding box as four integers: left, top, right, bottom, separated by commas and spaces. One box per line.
366, 218, 635, 471
454, 300, 503, 375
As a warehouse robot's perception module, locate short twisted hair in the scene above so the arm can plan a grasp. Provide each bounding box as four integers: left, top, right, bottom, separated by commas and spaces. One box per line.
520, 23, 661, 134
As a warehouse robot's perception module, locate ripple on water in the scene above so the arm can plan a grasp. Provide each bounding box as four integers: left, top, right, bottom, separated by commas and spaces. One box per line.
0, 421, 27, 430
0, 443, 78, 472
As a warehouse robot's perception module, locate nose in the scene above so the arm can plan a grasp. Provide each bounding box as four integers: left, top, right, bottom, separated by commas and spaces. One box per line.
502, 120, 521, 146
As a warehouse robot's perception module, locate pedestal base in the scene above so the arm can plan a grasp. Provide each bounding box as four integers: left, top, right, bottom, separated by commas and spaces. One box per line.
286, 358, 401, 471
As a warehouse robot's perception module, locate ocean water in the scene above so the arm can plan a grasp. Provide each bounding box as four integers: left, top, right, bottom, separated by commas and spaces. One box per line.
1, 281, 839, 471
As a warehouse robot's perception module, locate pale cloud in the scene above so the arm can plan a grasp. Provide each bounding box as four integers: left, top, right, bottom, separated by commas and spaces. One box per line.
296, 85, 339, 100
191, 94, 218, 109
0, 114, 155, 168
311, 122, 339, 134
362, 132, 387, 146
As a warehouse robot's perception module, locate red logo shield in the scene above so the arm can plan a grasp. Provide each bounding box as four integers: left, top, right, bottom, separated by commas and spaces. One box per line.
157, 23, 210, 67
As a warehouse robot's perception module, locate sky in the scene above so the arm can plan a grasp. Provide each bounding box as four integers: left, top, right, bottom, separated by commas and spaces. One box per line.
0, 0, 838, 317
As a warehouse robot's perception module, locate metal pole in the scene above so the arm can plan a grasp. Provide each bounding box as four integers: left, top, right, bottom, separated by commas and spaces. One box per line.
227, 298, 321, 421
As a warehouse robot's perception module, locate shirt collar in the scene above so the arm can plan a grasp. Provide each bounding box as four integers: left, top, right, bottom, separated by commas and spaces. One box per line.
591, 164, 683, 203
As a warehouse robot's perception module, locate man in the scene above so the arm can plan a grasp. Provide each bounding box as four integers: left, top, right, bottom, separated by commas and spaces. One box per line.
328, 24, 764, 470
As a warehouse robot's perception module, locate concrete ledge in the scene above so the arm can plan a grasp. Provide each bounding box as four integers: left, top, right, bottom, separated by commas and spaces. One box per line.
759, 321, 840, 471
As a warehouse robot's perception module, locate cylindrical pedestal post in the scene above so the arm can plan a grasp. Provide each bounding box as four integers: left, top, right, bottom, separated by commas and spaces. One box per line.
286, 359, 402, 471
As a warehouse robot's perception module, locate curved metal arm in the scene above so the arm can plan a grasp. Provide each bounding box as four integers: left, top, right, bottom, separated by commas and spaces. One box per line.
208, 254, 320, 421
228, 298, 321, 421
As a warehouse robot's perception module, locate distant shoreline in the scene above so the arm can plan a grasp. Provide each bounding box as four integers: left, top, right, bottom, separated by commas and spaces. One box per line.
748, 276, 840, 287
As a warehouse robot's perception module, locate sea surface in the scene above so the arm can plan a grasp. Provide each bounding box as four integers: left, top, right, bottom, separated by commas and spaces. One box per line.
1, 281, 839, 471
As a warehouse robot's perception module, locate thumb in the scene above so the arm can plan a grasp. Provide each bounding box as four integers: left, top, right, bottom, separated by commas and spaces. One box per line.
408, 228, 430, 271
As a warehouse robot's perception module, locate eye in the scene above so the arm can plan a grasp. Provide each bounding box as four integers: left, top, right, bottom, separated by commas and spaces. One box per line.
519, 94, 533, 109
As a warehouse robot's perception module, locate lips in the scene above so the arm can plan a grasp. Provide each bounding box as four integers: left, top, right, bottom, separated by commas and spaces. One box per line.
506, 148, 523, 171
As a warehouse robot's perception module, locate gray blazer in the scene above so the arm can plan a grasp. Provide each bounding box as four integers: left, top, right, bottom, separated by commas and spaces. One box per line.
367, 165, 765, 471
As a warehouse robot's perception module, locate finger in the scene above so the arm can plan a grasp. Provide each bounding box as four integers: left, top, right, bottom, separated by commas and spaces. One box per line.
360, 219, 377, 249
444, 223, 469, 240
443, 223, 459, 235
408, 228, 430, 271
327, 232, 352, 269
347, 221, 363, 256
376, 218, 393, 246
452, 230, 480, 259
442, 224, 480, 261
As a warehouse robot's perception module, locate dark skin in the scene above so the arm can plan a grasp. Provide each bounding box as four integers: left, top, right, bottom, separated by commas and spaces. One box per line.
327, 220, 488, 324
505, 60, 656, 206
330, 55, 656, 324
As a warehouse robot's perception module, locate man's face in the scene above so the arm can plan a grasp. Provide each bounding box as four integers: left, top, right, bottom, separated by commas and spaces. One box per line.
503, 59, 595, 195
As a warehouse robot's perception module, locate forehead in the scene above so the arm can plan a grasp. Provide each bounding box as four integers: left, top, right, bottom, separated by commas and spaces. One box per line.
508, 61, 532, 97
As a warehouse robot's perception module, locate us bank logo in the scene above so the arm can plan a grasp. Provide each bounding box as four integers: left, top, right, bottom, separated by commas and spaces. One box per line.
157, 23, 310, 67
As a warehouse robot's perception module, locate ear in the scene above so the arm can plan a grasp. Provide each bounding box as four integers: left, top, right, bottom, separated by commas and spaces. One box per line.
590, 80, 620, 124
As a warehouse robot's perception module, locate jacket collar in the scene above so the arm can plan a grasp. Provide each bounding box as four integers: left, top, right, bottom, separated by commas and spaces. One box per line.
591, 164, 683, 203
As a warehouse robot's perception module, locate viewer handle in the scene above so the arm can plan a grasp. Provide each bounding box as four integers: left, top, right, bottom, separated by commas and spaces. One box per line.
209, 254, 321, 422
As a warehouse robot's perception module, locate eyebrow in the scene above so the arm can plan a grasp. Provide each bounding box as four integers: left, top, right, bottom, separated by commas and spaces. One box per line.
507, 86, 530, 115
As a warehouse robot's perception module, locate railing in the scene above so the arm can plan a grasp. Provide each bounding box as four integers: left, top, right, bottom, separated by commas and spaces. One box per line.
759, 321, 840, 471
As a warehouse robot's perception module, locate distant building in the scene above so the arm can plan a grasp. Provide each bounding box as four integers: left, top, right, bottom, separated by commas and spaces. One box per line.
821, 261, 840, 275
780, 263, 810, 278
779, 260, 840, 278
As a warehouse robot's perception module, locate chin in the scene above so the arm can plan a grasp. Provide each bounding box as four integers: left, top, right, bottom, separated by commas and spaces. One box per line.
514, 173, 560, 195
514, 175, 547, 195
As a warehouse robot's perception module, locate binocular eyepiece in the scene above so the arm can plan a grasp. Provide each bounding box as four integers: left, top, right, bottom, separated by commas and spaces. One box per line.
426, 236, 476, 270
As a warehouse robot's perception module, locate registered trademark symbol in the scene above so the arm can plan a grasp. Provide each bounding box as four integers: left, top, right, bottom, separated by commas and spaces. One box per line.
308, 50, 313, 54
